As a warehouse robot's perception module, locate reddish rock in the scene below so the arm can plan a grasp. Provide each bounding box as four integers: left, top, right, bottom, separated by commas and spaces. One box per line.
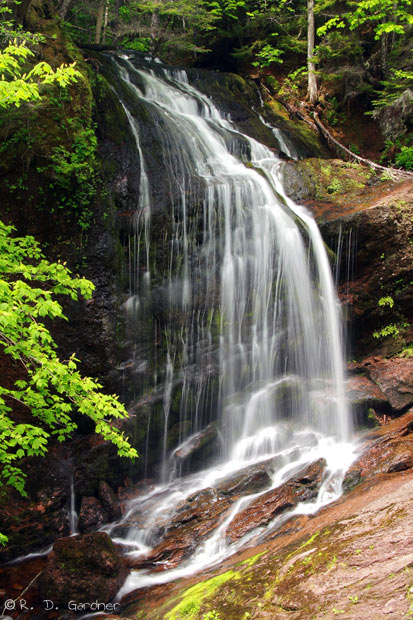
366, 357, 413, 410
38, 532, 127, 605
344, 410, 413, 488
225, 459, 326, 543
129, 488, 233, 570
346, 374, 388, 407
99, 481, 122, 520
78, 496, 108, 532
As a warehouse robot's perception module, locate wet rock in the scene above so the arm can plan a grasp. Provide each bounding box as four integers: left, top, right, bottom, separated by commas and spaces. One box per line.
171, 423, 220, 473
74, 441, 133, 499
128, 488, 233, 570
346, 374, 389, 408
0, 445, 71, 564
216, 459, 275, 497
99, 481, 122, 520
78, 496, 108, 532
38, 532, 127, 605
226, 459, 326, 543
366, 357, 413, 411
342, 468, 362, 493
344, 410, 413, 486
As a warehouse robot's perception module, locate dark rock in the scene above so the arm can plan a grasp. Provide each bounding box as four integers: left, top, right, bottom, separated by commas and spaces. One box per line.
74, 441, 132, 499
78, 497, 108, 532
38, 532, 127, 605
0, 445, 72, 564
99, 481, 122, 520
216, 459, 275, 496
169, 424, 220, 475
342, 468, 362, 493
173, 424, 218, 461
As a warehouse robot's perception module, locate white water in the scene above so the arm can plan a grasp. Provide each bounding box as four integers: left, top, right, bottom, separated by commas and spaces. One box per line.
108, 53, 355, 597
69, 477, 78, 536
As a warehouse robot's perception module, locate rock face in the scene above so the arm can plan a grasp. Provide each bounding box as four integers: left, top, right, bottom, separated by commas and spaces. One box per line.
0, 445, 72, 564
282, 159, 412, 361
38, 532, 127, 605
344, 410, 413, 487
283, 161, 413, 420
345, 357, 413, 427
125, 457, 325, 572
346, 374, 388, 408
367, 357, 413, 410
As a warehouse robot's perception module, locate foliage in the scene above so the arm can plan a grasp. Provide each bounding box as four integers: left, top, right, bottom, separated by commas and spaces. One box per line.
36, 124, 98, 228
0, 40, 79, 108
378, 296, 395, 309
373, 324, 400, 339
395, 146, 413, 170
0, 0, 47, 46
252, 43, 283, 68
316, 0, 413, 41
399, 344, 413, 358
0, 221, 137, 502
371, 70, 413, 108
0, 4, 98, 228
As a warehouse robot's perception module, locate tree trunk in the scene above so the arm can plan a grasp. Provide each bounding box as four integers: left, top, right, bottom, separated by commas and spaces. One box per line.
102, 0, 109, 43
150, 11, 160, 52
95, 0, 105, 45
58, 0, 73, 20
381, 30, 388, 73
307, 0, 317, 105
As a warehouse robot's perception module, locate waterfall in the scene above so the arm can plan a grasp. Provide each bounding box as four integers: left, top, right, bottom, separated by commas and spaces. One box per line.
69, 477, 78, 536
104, 53, 355, 594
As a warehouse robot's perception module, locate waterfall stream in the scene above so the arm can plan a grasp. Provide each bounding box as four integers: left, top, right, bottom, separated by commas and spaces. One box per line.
103, 53, 355, 597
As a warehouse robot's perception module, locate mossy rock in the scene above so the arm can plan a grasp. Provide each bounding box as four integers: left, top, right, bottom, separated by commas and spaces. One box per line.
281, 158, 375, 204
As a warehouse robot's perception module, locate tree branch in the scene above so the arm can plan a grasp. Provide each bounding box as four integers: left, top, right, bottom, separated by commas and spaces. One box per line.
313, 112, 413, 180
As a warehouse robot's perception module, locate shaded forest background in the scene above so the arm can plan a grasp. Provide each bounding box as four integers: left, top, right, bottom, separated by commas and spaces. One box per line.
54, 0, 413, 168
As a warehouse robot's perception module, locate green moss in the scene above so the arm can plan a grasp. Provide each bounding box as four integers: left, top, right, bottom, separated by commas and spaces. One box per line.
238, 551, 267, 568
165, 571, 240, 620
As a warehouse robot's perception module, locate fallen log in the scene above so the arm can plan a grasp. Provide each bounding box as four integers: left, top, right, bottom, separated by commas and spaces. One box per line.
313, 112, 413, 181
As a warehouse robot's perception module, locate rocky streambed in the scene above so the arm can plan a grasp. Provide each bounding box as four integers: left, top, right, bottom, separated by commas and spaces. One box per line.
2, 410, 413, 619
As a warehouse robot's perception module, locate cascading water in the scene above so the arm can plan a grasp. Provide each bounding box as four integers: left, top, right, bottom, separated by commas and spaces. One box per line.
103, 53, 355, 596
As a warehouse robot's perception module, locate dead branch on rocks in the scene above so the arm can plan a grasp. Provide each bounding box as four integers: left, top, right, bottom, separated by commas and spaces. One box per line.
313, 113, 413, 181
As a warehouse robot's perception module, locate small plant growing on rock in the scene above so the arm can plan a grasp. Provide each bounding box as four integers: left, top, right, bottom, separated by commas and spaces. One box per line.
203, 612, 221, 620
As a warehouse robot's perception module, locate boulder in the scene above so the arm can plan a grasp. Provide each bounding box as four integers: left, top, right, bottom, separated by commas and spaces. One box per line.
78, 496, 108, 532
38, 532, 127, 605
346, 374, 389, 408
366, 357, 413, 411
99, 481, 122, 520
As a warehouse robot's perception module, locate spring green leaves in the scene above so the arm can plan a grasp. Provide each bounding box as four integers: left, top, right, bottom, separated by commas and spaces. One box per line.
0, 40, 80, 108
0, 222, 137, 501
